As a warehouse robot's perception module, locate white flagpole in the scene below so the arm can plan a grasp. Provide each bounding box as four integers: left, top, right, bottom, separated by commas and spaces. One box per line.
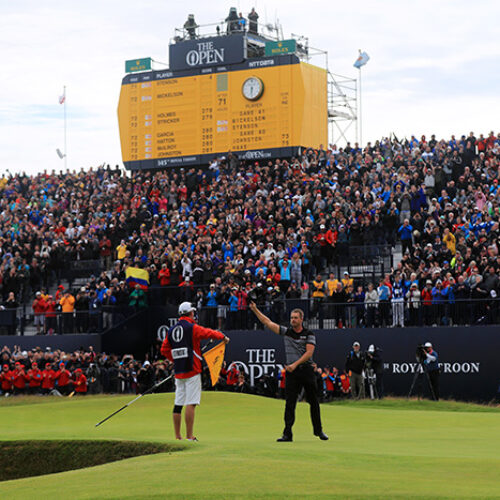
358, 67, 362, 148
64, 85, 67, 170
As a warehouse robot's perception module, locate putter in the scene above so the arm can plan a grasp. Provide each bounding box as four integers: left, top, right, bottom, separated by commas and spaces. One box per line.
95, 373, 173, 427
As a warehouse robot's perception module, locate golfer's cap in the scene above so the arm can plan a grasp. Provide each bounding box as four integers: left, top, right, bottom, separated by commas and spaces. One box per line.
178, 301, 196, 316
353, 341, 360, 347
424, 342, 432, 348
368, 345, 375, 353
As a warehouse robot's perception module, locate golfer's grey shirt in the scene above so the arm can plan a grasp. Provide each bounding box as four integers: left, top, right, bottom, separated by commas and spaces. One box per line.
279, 325, 316, 365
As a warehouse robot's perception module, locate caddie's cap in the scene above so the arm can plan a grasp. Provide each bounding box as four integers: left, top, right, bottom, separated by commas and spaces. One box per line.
178, 301, 196, 316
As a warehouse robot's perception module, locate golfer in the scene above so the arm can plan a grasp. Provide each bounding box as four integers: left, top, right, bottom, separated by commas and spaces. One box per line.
161, 301, 229, 441
249, 301, 328, 442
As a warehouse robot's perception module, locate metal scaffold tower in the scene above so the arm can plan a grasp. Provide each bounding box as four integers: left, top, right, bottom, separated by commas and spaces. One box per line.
328, 72, 358, 147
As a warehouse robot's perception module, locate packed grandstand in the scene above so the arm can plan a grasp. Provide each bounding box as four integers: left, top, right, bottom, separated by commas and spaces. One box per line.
1, 131, 500, 335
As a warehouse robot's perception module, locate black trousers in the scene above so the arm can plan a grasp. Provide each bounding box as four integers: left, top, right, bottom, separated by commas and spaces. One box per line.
428, 370, 440, 400
283, 364, 323, 437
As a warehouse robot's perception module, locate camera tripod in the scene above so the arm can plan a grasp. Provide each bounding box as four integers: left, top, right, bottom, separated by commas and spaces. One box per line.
407, 362, 437, 400
365, 368, 378, 400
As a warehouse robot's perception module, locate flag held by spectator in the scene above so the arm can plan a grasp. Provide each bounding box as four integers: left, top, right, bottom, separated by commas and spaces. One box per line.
353, 51, 370, 68
203, 342, 226, 386
125, 267, 149, 289
59, 89, 66, 105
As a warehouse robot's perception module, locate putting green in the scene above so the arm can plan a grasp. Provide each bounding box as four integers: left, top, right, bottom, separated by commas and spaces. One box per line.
0, 393, 499, 499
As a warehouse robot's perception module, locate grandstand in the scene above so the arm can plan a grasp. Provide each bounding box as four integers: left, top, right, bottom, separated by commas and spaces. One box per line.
0, 130, 499, 337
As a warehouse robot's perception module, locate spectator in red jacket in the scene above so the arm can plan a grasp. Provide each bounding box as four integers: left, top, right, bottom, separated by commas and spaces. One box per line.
55, 362, 73, 395
0, 364, 13, 394
73, 368, 88, 395
41, 363, 57, 394
158, 264, 171, 286
27, 362, 43, 394
45, 295, 57, 335
421, 280, 434, 326
13, 363, 28, 394
32, 292, 47, 335
226, 364, 239, 389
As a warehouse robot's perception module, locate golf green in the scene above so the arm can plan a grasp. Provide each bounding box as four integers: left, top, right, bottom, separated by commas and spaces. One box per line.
0, 393, 499, 499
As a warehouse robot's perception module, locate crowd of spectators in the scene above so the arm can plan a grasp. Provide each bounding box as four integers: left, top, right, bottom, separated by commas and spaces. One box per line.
0, 344, 354, 401
1, 130, 500, 331
0, 345, 174, 396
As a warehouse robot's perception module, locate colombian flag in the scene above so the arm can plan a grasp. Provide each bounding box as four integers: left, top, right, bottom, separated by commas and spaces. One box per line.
125, 266, 150, 289
203, 342, 226, 386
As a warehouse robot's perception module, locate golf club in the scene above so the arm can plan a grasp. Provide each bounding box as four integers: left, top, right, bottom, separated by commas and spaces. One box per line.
95, 373, 173, 427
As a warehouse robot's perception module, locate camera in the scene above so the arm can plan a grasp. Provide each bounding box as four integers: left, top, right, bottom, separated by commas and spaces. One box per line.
415, 344, 427, 363
248, 287, 259, 302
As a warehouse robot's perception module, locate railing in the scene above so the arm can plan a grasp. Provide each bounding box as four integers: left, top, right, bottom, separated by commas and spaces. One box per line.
15, 282, 500, 335
150, 294, 500, 330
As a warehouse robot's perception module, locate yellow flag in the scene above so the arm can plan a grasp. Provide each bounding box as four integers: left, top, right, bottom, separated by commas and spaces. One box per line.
203, 342, 226, 386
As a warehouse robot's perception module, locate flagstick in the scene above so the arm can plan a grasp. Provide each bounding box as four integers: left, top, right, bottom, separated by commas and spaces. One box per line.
63, 85, 67, 170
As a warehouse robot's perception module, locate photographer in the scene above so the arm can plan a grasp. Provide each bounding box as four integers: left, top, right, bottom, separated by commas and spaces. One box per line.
422, 342, 439, 400
365, 344, 384, 399
345, 341, 365, 399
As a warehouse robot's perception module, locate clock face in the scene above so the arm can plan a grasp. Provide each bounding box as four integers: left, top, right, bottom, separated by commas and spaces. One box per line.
242, 77, 264, 101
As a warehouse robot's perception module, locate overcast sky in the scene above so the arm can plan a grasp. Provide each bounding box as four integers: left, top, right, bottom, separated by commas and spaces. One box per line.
1, 0, 499, 174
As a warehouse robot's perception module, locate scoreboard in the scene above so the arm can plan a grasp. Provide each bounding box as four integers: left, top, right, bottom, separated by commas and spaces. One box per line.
118, 54, 327, 169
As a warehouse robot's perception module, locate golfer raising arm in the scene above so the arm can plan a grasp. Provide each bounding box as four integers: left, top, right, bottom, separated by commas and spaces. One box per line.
249, 302, 328, 442
161, 302, 229, 441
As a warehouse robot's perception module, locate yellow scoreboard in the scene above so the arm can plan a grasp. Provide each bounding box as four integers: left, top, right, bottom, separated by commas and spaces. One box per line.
118, 54, 327, 169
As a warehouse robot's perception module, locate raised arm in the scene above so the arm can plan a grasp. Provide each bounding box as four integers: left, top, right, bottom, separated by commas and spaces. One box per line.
249, 301, 280, 335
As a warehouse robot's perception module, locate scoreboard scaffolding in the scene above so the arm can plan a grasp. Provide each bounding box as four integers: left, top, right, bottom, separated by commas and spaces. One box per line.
118, 31, 327, 169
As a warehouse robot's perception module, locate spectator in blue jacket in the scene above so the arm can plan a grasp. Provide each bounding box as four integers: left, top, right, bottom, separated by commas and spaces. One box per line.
205, 284, 218, 328
398, 219, 413, 254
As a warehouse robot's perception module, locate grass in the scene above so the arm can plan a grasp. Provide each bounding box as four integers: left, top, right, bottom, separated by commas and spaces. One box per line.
0, 393, 499, 499
327, 396, 500, 412
0, 440, 182, 481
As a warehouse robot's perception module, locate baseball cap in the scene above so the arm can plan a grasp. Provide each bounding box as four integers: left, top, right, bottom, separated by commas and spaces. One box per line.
424, 342, 432, 348
368, 345, 375, 353
178, 302, 196, 316
353, 341, 360, 347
